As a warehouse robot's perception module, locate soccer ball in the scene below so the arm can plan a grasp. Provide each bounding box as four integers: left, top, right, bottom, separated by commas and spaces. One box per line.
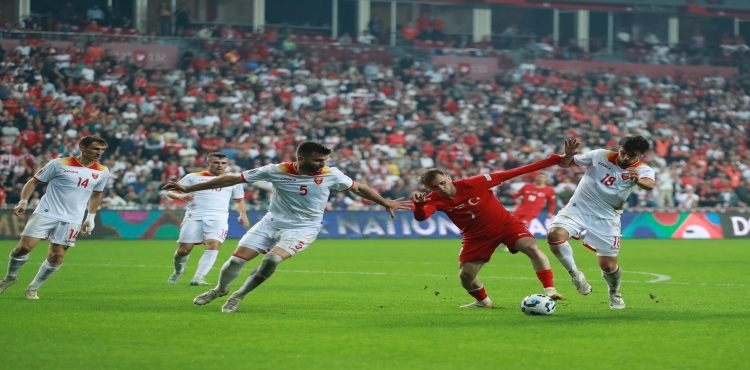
520, 294, 556, 316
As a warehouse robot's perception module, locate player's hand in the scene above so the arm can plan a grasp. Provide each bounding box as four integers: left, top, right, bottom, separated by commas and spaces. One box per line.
13, 203, 27, 217
382, 198, 414, 219
627, 168, 639, 183
410, 192, 430, 204
238, 215, 250, 228
81, 221, 94, 236
163, 181, 188, 193
563, 138, 580, 156
181, 194, 195, 203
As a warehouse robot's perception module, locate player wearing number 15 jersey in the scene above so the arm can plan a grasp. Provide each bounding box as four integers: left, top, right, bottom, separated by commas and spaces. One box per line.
163, 141, 411, 313
0, 136, 109, 300
547, 135, 655, 309
411, 139, 580, 309
166, 152, 249, 287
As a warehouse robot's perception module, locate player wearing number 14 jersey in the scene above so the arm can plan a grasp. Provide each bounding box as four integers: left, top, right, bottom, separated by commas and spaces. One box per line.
0, 136, 109, 300
547, 136, 655, 309
163, 141, 411, 313
411, 139, 581, 309
166, 152, 249, 287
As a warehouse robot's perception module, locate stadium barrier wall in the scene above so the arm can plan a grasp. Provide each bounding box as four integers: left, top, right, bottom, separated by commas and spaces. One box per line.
1, 210, 747, 240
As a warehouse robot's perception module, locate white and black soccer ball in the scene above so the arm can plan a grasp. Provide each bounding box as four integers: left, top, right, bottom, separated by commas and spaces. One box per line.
520, 294, 556, 315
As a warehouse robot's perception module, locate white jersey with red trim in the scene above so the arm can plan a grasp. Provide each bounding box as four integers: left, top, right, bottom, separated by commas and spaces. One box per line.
240, 163, 355, 229
568, 149, 655, 219
33, 157, 109, 223
178, 171, 245, 220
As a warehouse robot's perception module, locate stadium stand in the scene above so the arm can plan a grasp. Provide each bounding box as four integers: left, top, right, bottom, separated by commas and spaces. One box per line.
1, 28, 749, 213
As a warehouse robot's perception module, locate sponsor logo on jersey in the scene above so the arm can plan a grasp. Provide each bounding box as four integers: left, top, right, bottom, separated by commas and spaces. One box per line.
314, 177, 324, 185
280, 177, 297, 182
64, 169, 79, 174
92, 173, 99, 179
598, 162, 612, 170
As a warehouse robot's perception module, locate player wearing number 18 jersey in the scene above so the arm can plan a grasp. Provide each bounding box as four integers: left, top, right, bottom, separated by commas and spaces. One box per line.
163, 141, 411, 313
411, 139, 580, 308
166, 152, 249, 287
0, 136, 109, 300
547, 135, 655, 309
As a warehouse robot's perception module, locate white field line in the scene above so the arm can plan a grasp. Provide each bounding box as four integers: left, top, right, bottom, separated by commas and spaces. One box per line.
8, 262, 746, 287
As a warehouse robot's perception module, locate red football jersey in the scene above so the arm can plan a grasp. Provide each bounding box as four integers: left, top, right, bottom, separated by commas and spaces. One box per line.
512, 183, 556, 217
414, 155, 561, 240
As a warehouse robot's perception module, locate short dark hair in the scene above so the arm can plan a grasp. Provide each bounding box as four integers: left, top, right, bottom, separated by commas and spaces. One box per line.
296, 141, 332, 157
619, 135, 650, 154
79, 135, 108, 148
206, 152, 228, 162
418, 168, 446, 184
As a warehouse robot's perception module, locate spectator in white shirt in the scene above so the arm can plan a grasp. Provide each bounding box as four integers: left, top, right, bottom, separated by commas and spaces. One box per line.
676, 185, 700, 209
357, 30, 377, 45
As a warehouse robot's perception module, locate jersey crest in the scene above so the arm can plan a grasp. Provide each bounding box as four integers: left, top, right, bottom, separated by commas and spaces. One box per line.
314, 177, 324, 185
621, 173, 629, 181
92, 173, 99, 179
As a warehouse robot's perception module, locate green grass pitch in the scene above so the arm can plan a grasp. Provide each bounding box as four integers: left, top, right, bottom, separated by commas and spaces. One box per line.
0, 238, 748, 369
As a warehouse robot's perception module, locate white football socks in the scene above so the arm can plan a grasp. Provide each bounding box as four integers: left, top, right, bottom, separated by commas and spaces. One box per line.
173, 252, 189, 274
217, 256, 247, 293
602, 265, 622, 294
7, 251, 29, 278
28, 260, 61, 289
194, 250, 219, 279
549, 240, 579, 277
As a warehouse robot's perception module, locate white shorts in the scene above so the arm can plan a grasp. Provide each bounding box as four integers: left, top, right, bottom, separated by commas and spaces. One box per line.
549, 207, 622, 257
177, 218, 229, 244
21, 214, 82, 247
238, 218, 320, 257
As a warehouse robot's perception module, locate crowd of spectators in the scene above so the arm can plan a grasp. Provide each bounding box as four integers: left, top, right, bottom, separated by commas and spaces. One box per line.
1, 31, 750, 213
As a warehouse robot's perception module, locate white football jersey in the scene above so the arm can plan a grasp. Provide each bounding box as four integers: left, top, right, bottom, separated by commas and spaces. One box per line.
33, 157, 110, 223
567, 149, 655, 219
241, 163, 355, 229
178, 171, 245, 220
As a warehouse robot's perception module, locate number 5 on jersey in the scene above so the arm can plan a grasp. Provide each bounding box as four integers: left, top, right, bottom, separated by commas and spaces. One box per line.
300, 185, 307, 196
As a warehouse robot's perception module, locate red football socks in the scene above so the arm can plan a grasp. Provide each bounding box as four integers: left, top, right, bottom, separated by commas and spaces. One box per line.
467, 286, 488, 301
536, 269, 555, 288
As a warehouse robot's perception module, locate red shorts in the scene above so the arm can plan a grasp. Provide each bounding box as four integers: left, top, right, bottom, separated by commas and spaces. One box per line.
459, 222, 534, 263
512, 212, 538, 227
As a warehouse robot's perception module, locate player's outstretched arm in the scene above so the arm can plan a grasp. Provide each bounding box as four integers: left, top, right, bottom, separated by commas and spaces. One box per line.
167, 191, 194, 203
558, 138, 581, 168
13, 178, 41, 217
349, 182, 413, 219
163, 175, 243, 193
471, 154, 564, 189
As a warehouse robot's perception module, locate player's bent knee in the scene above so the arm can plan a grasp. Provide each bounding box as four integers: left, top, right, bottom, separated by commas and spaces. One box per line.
546, 227, 569, 243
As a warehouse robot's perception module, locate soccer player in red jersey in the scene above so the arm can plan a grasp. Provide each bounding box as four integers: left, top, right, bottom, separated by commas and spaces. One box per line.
412, 139, 580, 308
511, 172, 557, 228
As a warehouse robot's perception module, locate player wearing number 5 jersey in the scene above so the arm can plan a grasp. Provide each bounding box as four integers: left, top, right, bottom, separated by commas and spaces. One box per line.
411, 139, 581, 309
163, 141, 412, 313
166, 152, 249, 287
0, 136, 109, 300
547, 135, 655, 309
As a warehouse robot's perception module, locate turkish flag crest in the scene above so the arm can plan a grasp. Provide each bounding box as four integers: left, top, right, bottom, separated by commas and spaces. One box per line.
314, 177, 324, 185
134, 51, 147, 64
92, 173, 99, 179
459, 63, 471, 74
621, 173, 630, 181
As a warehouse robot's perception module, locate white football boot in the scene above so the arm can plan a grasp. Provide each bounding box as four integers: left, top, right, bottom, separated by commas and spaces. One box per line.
609, 292, 625, 309
571, 271, 593, 295
0, 276, 18, 294
193, 288, 227, 305
167, 271, 183, 285
25, 288, 39, 300
459, 299, 493, 308
221, 292, 244, 313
